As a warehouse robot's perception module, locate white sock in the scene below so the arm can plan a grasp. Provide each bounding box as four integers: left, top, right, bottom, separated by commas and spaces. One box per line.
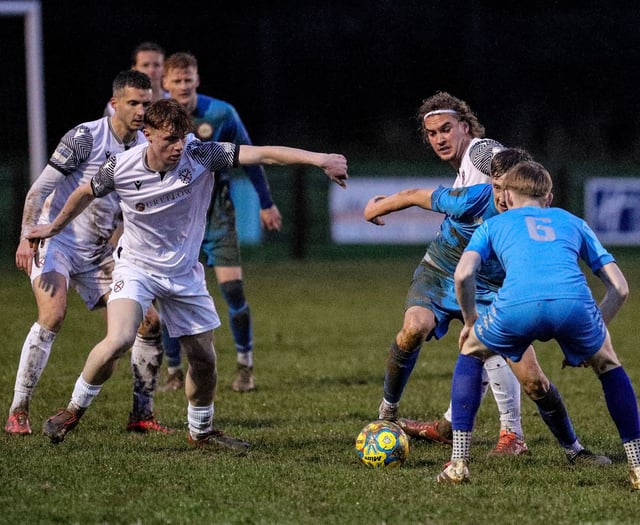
624, 438, 640, 468
188, 403, 214, 438
484, 354, 523, 438
451, 430, 473, 461
237, 350, 253, 368
130, 334, 163, 419
69, 374, 102, 412
10, 322, 56, 413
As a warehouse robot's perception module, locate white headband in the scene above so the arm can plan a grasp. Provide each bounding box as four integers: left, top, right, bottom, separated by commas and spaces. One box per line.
423, 109, 458, 120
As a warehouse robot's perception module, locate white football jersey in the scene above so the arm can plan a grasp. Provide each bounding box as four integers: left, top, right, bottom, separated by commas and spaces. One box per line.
452, 137, 503, 188
45, 117, 145, 261
91, 134, 238, 275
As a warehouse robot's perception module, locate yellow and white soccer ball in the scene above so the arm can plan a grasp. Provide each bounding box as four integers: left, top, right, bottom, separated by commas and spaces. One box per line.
355, 420, 409, 468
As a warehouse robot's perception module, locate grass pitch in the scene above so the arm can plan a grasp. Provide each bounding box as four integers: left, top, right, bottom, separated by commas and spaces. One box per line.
1, 247, 639, 524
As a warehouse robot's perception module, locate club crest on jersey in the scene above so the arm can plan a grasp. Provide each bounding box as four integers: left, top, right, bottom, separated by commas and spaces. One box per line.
196, 122, 213, 140
179, 168, 192, 184
113, 280, 124, 293
135, 203, 146, 211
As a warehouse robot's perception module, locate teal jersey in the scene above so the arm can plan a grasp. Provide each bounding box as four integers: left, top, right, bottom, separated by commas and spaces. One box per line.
192, 94, 273, 209
426, 184, 504, 294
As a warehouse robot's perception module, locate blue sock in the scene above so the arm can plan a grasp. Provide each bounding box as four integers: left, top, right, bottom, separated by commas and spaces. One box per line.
220, 280, 252, 353
599, 366, 640, 442
533, 383, 577, 448
161, 322, 181, 368
382, 342, 420, 404
451, 354, 484, 432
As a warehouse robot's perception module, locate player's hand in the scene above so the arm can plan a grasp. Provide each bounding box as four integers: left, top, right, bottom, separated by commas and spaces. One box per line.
321, 154, 348, 188
23, 224, 57, 270
25, 224, 55, 242
458, 324, 473, 350
364, 195, 387, 225
15, 237, 39, 275
260, 205, 282, 232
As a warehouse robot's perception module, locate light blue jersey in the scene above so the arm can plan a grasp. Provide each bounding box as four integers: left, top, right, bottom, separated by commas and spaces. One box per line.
467, 206, 615, 364
468, 206, 614, 306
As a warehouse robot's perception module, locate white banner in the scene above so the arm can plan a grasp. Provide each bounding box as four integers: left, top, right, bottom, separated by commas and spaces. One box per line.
585, 178, 640, 245
330, 177, 450, 244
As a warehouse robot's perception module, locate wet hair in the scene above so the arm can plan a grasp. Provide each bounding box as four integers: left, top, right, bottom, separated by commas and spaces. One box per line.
490, 147, 533, 179
417, 91, 485, 141
144, 98, 193, 136
112, 69, 151, 96
164, 51, 198, 72
130, 41, 165, 66
502, 161, 553, 198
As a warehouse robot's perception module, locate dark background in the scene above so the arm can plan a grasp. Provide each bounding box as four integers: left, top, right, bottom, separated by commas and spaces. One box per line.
2, 0, 640, 258
3, 1, 640, 163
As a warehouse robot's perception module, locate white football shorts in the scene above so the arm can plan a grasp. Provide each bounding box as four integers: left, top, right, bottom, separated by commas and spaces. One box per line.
31, 237, 114, 310
109, 258, 221, 338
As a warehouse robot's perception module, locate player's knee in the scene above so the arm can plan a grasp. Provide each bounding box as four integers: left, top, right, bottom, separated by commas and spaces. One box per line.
520, 376, 548, 399
137, 306, 161, 338
219, 279, 246, 311
38, 310, 66, 333
399, 317, 430, 347
106, 329, 138, 356
182, 332, 216, 369
589, 352, 621, 376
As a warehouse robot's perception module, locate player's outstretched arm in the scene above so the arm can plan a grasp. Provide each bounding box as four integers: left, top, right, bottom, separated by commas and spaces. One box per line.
363, 188, 435, 225
595, 262, 629, 324
237, 145, 348, 188
25, 182, 96, 242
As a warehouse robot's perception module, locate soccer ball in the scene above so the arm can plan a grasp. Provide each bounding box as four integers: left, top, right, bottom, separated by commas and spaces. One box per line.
355, 420, 409, 468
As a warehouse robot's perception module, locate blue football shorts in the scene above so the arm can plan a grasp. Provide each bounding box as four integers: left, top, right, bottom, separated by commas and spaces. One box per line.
474, 298, 607, 365
405, 260, 494, 341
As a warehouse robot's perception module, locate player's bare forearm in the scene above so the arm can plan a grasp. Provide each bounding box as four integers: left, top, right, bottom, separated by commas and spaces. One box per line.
20, 193, 46, 239
238, 146, 348, 188
26, 183, 96, 241
455, 252, 481, 325
364, 189, 434, 225
20, 165, 66, 238
596, 263, 629, 324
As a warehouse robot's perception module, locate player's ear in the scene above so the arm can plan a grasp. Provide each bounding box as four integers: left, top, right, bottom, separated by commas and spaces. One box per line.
545, 192, 554, 208
195, 73, 200, 89
504, 189, 514, 209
